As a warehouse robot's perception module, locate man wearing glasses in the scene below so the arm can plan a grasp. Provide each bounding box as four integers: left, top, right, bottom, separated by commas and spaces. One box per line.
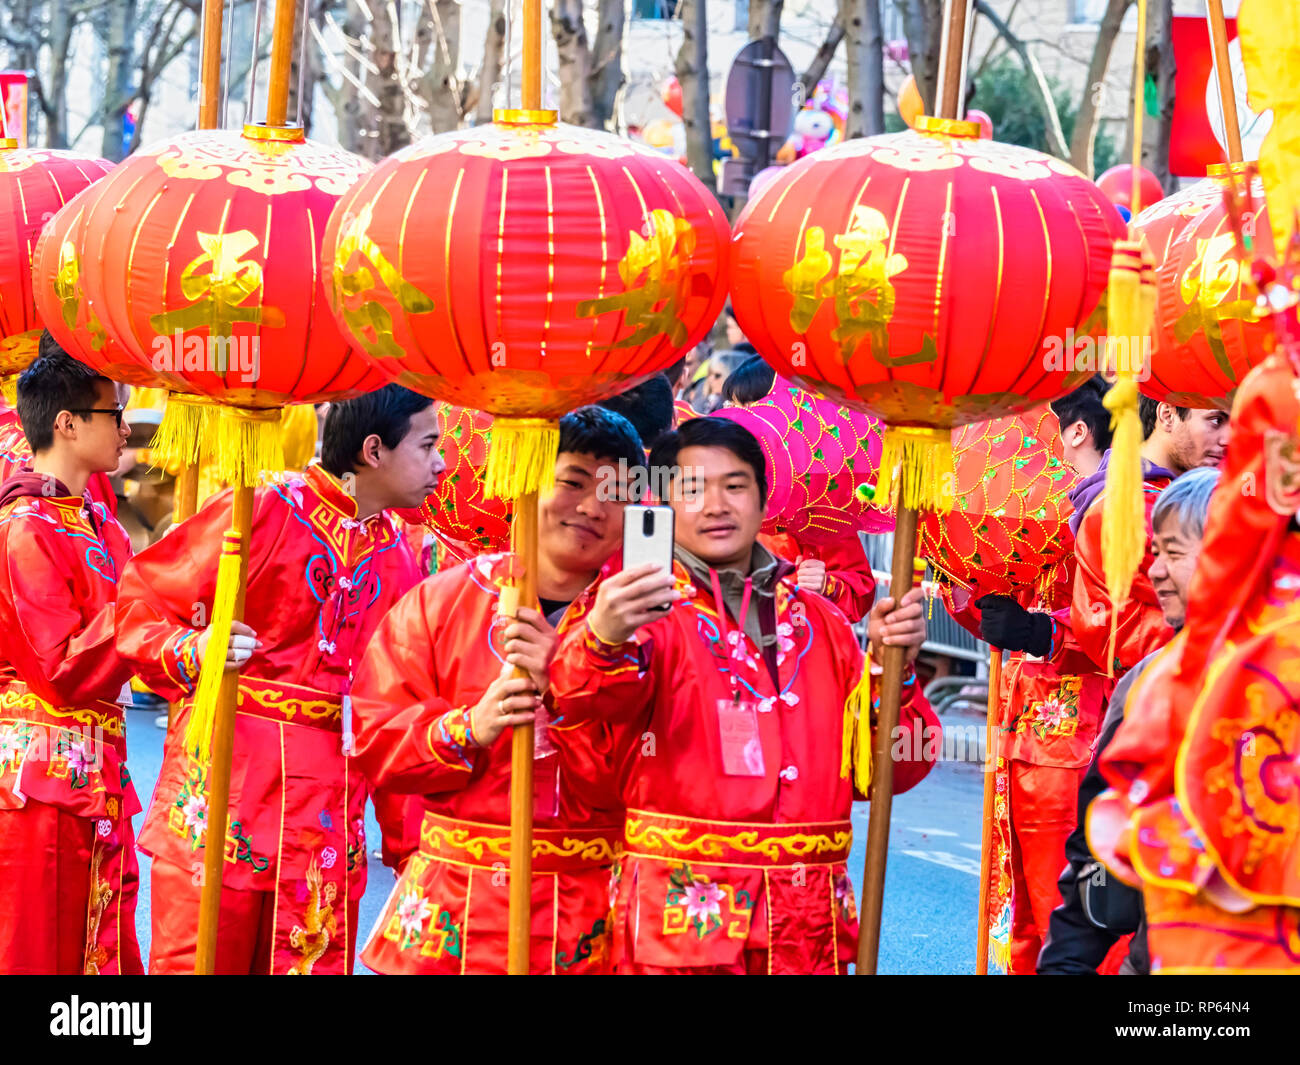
0, 334, 141, 974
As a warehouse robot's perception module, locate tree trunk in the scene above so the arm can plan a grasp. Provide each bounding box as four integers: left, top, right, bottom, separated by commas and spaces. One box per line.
843, 0, 884, 138
361, 0, 409, 158
588, 0, 624, 130
1144, 0, 1176, 193
100, 0, 137, 160
1068, 0, 1131, 176
552, 0, 596, 128
476, 0, 507, 124
676, 0, 713, 188
897, 0, 942, 115
748, 0, 784, 41
44, 0, 74, 147
801, 13, 845, 99
421, 0, 463, 133
327, 0, 366, 154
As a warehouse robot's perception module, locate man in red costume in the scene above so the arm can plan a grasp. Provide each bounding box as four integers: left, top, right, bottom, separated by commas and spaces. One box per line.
949, 379, 1115, 973
116, 385, 440, 974
351, 407, 647, 974
0, 340, 139, 974
547, 416, 938, 974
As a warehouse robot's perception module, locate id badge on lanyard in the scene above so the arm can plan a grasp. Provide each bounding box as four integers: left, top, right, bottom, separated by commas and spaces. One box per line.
709, 570, 765, 777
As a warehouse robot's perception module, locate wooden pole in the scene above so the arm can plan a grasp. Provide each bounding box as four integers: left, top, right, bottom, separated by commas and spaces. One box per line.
264, 0, 300, 128
506, 490, 539, 975
193, 483, 255, 974
975, 644, 1003, 975
166, 462, 203, 729
198, 0, 224, 129
856, 503, 919, 974
522, 0, 542, 110
1206, 0, 1244, 165
1130, 0, 1148, 214
936, 0, 971, 121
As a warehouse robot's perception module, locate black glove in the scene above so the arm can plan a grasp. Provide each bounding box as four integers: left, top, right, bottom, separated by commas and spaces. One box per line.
976, 594, 1052, 656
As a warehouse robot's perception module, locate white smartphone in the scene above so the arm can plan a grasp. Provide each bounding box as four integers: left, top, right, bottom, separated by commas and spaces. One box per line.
623, 504, 675, 600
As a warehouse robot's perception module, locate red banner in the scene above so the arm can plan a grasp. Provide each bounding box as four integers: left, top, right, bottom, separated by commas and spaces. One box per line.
0, 71, 27, 146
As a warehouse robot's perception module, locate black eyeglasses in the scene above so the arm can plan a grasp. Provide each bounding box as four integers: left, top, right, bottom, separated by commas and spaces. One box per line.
69, 408, 125, 428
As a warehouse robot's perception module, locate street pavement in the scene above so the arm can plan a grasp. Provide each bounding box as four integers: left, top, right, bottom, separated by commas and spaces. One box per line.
126, 704, 986, 975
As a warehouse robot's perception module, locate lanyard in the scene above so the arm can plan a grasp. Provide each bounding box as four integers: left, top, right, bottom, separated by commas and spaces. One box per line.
709, 569, 753, 701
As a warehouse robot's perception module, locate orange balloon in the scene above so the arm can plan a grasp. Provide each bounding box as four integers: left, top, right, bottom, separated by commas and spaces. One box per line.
898, 76, 924, 128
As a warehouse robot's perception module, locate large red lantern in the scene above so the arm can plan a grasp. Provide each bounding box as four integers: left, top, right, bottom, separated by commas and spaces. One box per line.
731, 122, 1122, 449
0, 144, 111, 384
324, 113, 730, 427
1146, 166, 1274, 409
76, 127, 384, 415
1096, 163, 1164, 216
919, 407, 1078, 601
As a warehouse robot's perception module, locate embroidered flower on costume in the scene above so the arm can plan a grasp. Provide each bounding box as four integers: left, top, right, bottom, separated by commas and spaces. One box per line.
182, 794, 207, 832
683, 880, 724, 924
1036, 696, 1066, 731
725, 630, 759, 670
65, 739, 92, 776
396, 890, 432, 943
283, 480, 305, 509
96, 819, 112, 838
320, 846, 338, 869
776, 621, 796, 657
337, 575, 353, 591
318, 639, 338, 655
0, 725, 26, 764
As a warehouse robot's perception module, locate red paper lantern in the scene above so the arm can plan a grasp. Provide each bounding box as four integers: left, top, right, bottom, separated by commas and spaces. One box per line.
730, 120, 1123, 442
661, 77, 684, 119
32, 184, 184, 390
1096, 163, 1165, 215
0, 146, 112, 376
324, 113, 730, 420
966, 109, 994, 140
1147, 168, 1274, 409
75, 127, 384, 409
1131, 172, 1225, 265
919, 407, 1078, 600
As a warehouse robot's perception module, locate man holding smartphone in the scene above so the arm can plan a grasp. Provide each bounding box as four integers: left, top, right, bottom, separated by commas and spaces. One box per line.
349, 407, 646, 974
547, 417, 939, 974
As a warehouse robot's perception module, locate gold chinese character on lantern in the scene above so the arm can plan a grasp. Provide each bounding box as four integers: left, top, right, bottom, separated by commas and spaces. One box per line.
331, 203, 436, 361
783, 206, 926, 367
54, 239, 108, 351
577, 208, 696, 350
1173, 230, 1262, 381
149, 229, 286, 339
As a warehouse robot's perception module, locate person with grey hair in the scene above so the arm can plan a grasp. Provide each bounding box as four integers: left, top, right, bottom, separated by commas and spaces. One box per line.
1037, 467, 1220, 975
697, 350, 750, 414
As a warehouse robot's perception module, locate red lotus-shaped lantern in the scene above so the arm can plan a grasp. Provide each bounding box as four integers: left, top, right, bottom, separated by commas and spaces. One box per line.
323, 113, 730, 428
715, 381, 890, 544
919, 406, 1078, 601
0, 145, 112, 379
75, 127, 384, 411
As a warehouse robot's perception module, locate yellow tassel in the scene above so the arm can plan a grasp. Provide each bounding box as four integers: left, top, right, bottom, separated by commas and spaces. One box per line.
0, 374, 15, 408
150, 393, 215, 470
1100, 238, 1156, 674
483, 417, 559, 500
875, 425, 955, 514
212, 406, 284, 489
842, 650, 873, 793
184, 530, 243, 764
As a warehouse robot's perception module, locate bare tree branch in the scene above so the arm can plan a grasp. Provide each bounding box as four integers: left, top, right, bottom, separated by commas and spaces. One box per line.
973, 0, 1068, 159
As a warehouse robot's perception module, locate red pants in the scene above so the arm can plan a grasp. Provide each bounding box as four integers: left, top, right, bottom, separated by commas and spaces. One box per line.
0, 800, 142, 975
149, 858, 361, 975
1007, 761, 1086, 975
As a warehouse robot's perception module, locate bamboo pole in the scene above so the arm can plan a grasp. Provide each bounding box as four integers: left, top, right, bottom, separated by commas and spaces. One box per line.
936, 0, 971, 122
193, 483, 254, 974
506, 490, 539, 975
856, 504, 919, 974
198, 0, 224, 129
522, 0, 542, 110
975, 645, 1003, 975
1206, 0, 1244, 165
1130, 0, 1148, 214
264, 0, 300, 128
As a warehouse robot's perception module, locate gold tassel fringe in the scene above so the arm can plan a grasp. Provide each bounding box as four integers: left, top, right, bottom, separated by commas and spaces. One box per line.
212, 406, 284, 489
184, 530, 243, 764
875, 425, 955, 514
0, 374, 16, 408
1100, 239, 1156, 674
150, 393, 215, 470
841, 650, 874, 793
483, 417, 559, 500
